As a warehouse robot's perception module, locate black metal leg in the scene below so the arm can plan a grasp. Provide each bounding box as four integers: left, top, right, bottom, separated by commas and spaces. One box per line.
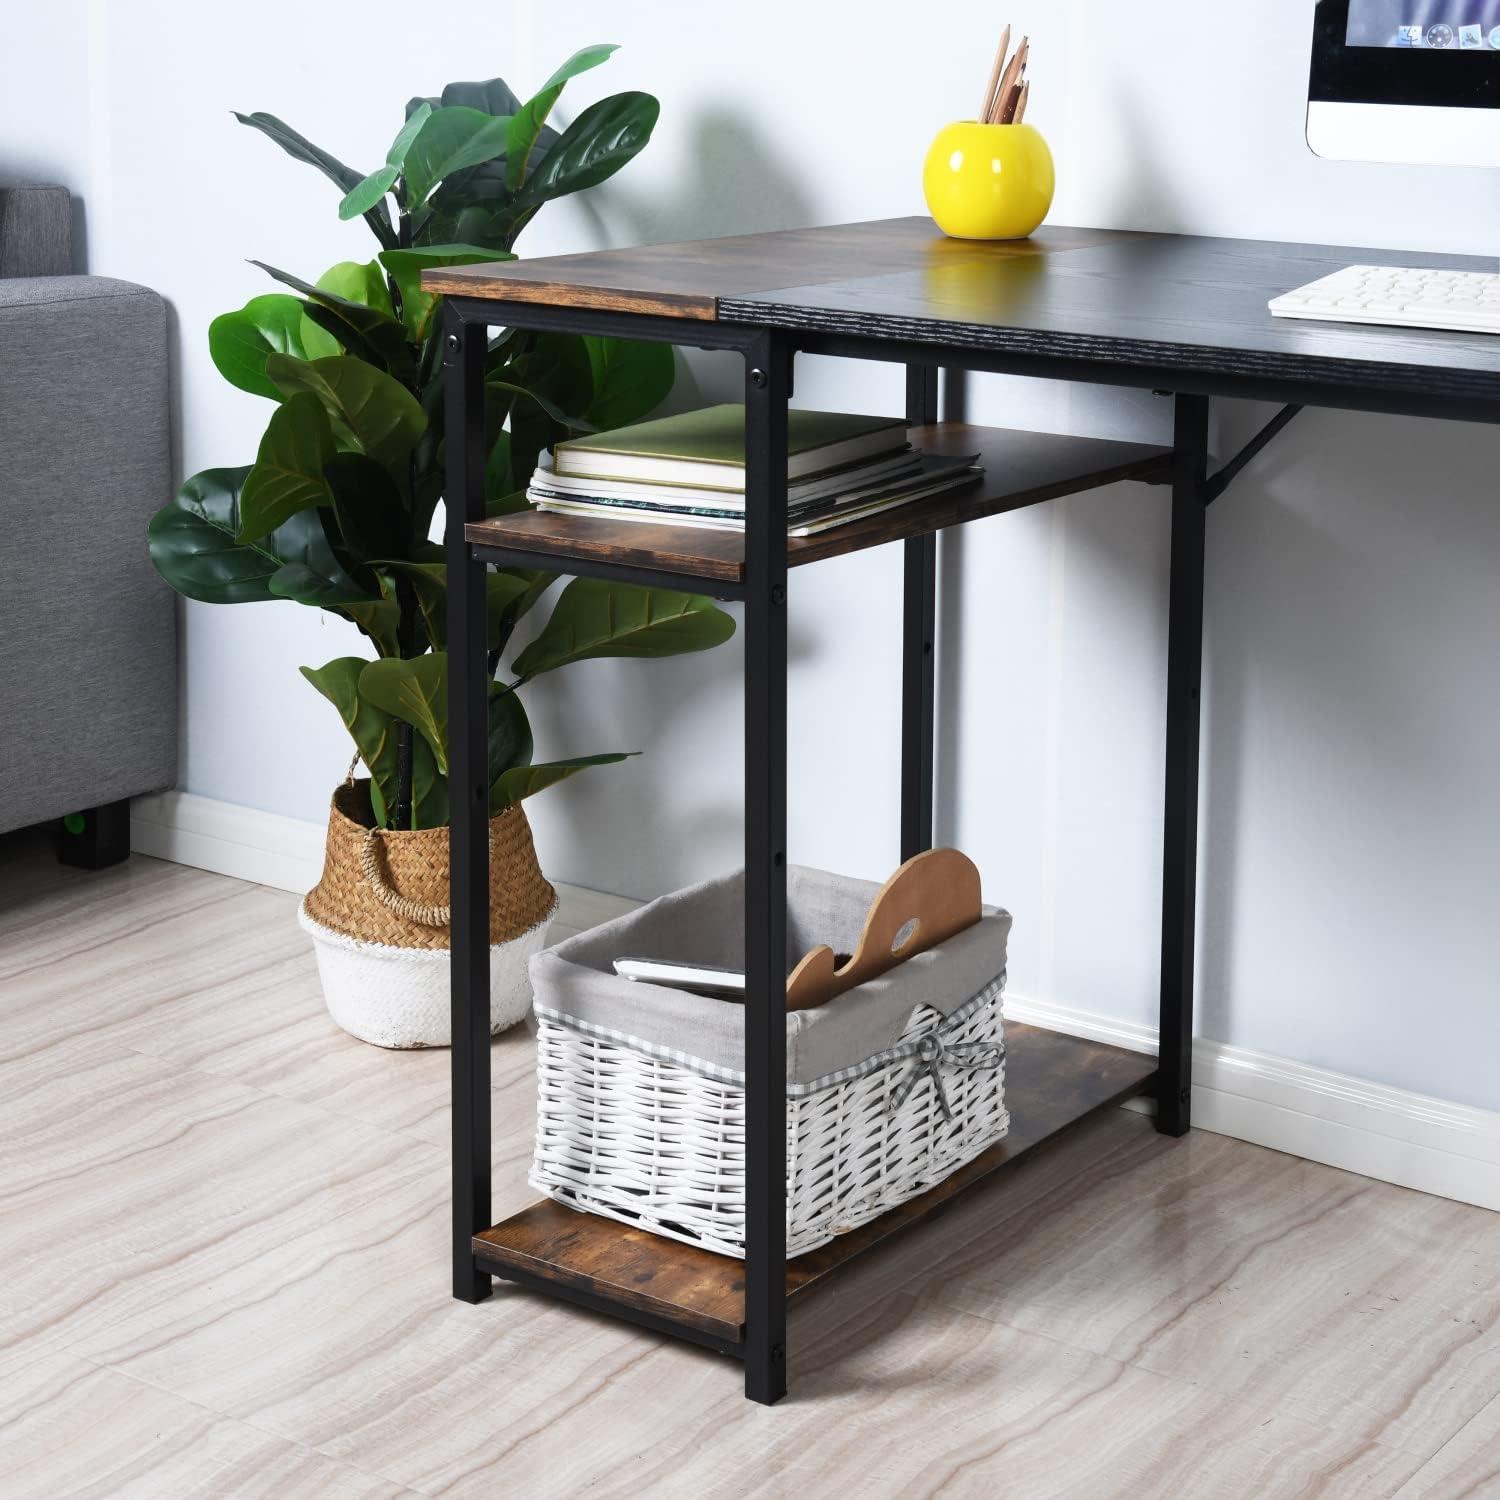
445, 307, 494, 1300
57, 798, 131, 869
1156, 394, 1210, 1137
743, 332, 791, 1405
900, 364, 939, 862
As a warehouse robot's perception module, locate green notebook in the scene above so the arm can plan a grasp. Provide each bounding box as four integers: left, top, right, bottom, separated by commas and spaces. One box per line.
552, 403, 909, 492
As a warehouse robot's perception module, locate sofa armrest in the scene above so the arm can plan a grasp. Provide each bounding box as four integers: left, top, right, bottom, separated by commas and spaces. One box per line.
0, 184, 72, 277
0, 274, 177, 832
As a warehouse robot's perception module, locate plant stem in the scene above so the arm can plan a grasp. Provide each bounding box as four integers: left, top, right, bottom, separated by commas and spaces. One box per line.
388, 204, 411, 326
394, 721, 414, 829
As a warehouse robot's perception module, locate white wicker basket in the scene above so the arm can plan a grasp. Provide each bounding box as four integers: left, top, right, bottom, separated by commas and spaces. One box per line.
527, 866, 1011, 1260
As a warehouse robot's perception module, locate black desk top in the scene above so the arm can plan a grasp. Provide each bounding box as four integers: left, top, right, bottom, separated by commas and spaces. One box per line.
426, 218, 1500, 413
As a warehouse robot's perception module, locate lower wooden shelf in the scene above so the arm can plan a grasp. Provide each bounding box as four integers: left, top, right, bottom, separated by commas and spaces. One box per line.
466, 423, 1171, 589
473, 1022, 1157, 1349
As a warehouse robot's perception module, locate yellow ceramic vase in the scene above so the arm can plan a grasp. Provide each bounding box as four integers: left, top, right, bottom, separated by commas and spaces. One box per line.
923, 121, 1055, 241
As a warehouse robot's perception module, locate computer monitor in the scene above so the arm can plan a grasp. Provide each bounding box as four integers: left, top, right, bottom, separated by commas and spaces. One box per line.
1308, 0, 1500, 164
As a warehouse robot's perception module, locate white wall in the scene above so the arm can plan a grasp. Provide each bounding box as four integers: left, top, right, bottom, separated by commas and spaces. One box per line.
9, 0, 1498, 1111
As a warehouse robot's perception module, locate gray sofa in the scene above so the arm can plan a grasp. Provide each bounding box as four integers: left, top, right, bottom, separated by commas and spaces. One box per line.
0, 185, 176, 865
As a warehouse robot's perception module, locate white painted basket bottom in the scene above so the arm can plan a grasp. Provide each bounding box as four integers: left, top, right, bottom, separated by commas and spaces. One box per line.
298, 901, 555, 1049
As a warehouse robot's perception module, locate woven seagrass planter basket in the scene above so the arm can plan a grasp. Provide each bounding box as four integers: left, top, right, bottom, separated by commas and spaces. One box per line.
298, 780, 557, 1049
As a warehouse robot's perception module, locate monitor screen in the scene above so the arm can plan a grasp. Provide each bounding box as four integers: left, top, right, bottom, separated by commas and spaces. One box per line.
1345, 1, 1500, 48
1311, 0, 1500, 162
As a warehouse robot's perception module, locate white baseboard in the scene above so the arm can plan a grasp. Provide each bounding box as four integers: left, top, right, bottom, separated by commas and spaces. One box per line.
1004, 993, 1500, 1213
132, 791, 327, 894
130, 792, 1500, 1214
128, 790, 635, 939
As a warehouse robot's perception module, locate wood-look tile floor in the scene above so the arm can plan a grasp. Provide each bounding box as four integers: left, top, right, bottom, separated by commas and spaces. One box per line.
2, 830, 1497, 1499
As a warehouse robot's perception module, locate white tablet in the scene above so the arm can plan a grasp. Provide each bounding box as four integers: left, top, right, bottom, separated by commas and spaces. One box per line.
612, 958, 747, 1000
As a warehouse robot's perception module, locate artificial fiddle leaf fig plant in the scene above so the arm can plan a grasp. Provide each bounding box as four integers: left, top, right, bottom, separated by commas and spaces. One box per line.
149, 46, 735, 833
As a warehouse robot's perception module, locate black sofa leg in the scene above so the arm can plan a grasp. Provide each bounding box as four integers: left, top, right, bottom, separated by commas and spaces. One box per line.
58, 798, 131, 869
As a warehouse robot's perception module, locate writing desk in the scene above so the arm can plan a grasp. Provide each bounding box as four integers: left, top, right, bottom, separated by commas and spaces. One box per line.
428, 218, 1500, 1405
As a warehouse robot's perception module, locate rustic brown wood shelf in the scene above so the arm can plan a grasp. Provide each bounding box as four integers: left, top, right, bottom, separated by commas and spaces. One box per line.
466, 423, 1171, 592
473, 1023, 1157, 1350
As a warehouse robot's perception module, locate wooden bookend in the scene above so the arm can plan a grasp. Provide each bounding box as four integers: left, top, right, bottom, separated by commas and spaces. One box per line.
785, 848, 983, 1012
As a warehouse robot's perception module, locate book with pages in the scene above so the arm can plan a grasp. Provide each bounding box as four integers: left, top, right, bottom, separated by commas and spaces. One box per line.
530, 406, 983, 538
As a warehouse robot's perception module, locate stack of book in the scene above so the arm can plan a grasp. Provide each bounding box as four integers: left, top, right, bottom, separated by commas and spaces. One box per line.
527, 404, 981, 537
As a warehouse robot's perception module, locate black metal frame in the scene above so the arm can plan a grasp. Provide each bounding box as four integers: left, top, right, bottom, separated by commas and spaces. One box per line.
442, 291, 1324, 1405
1204, 405, 1303, 505
901, 364, 939, 862
1156, 395, 1210, 1137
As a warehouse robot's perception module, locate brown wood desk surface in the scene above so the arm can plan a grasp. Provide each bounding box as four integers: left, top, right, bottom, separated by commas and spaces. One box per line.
422, 218, 1131, 319
424, 215, 1500, 408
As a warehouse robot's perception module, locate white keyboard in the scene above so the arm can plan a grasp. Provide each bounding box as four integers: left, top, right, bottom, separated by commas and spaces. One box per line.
1270, 264, 1500, 336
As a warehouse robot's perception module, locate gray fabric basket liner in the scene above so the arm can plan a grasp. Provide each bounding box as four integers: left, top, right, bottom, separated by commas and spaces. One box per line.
532, 865, 1011, 1087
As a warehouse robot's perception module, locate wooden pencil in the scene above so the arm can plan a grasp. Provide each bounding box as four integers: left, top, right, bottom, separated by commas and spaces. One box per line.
1011, 79, 1031, 124
991, 36, 1028, 124
979, 25, 1011, 124
999, 38, 1030, 122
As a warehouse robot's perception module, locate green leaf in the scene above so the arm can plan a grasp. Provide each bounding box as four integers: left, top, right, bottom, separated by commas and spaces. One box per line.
250, 261, 412, 376
403, 83, 554, 245
302, 658, 402, 824
315, 259, 394, 317
148, 466, 359, 605
339, 165, 399, 224
485, 378, 585, 431
403, 107, 513, 208
359, 655, 449, 773
148, 468, 274, 602
323, 453, 411, 566
338, 102, 432, 219
208, 294, 339, 400
391, 101, 435, 159
505, 44, 619, 190
486, 331, 595, 490
376, 562, 551, 654
236, 393, 338, 542
265, 354, 425, 472
378, 243, 515, 341
335, 595, 403, 658
511, 580, 736, 679
491, 570, 555, 656
267, 561, 370, 607
538, 44, 620, 97
485, 430, 514, 507
233, 111, 396, 249
487, 685, 533, 784
491, 753, 634, 812
516, 91, 659, 208
299, 658, 446, 829
262, 516, 368, 605
407, 737, 449, 828
505, 94, 562, 193
233, 112, 364, 189
412, 178, 529, 251
581, 335, 675, 429
506, 331, 596, 417
373, 562, 450, 648
409, 79, 524, 117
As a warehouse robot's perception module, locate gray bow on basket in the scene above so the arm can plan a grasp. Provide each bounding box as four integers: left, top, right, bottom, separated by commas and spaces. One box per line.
887, 1029, 1006, 1122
